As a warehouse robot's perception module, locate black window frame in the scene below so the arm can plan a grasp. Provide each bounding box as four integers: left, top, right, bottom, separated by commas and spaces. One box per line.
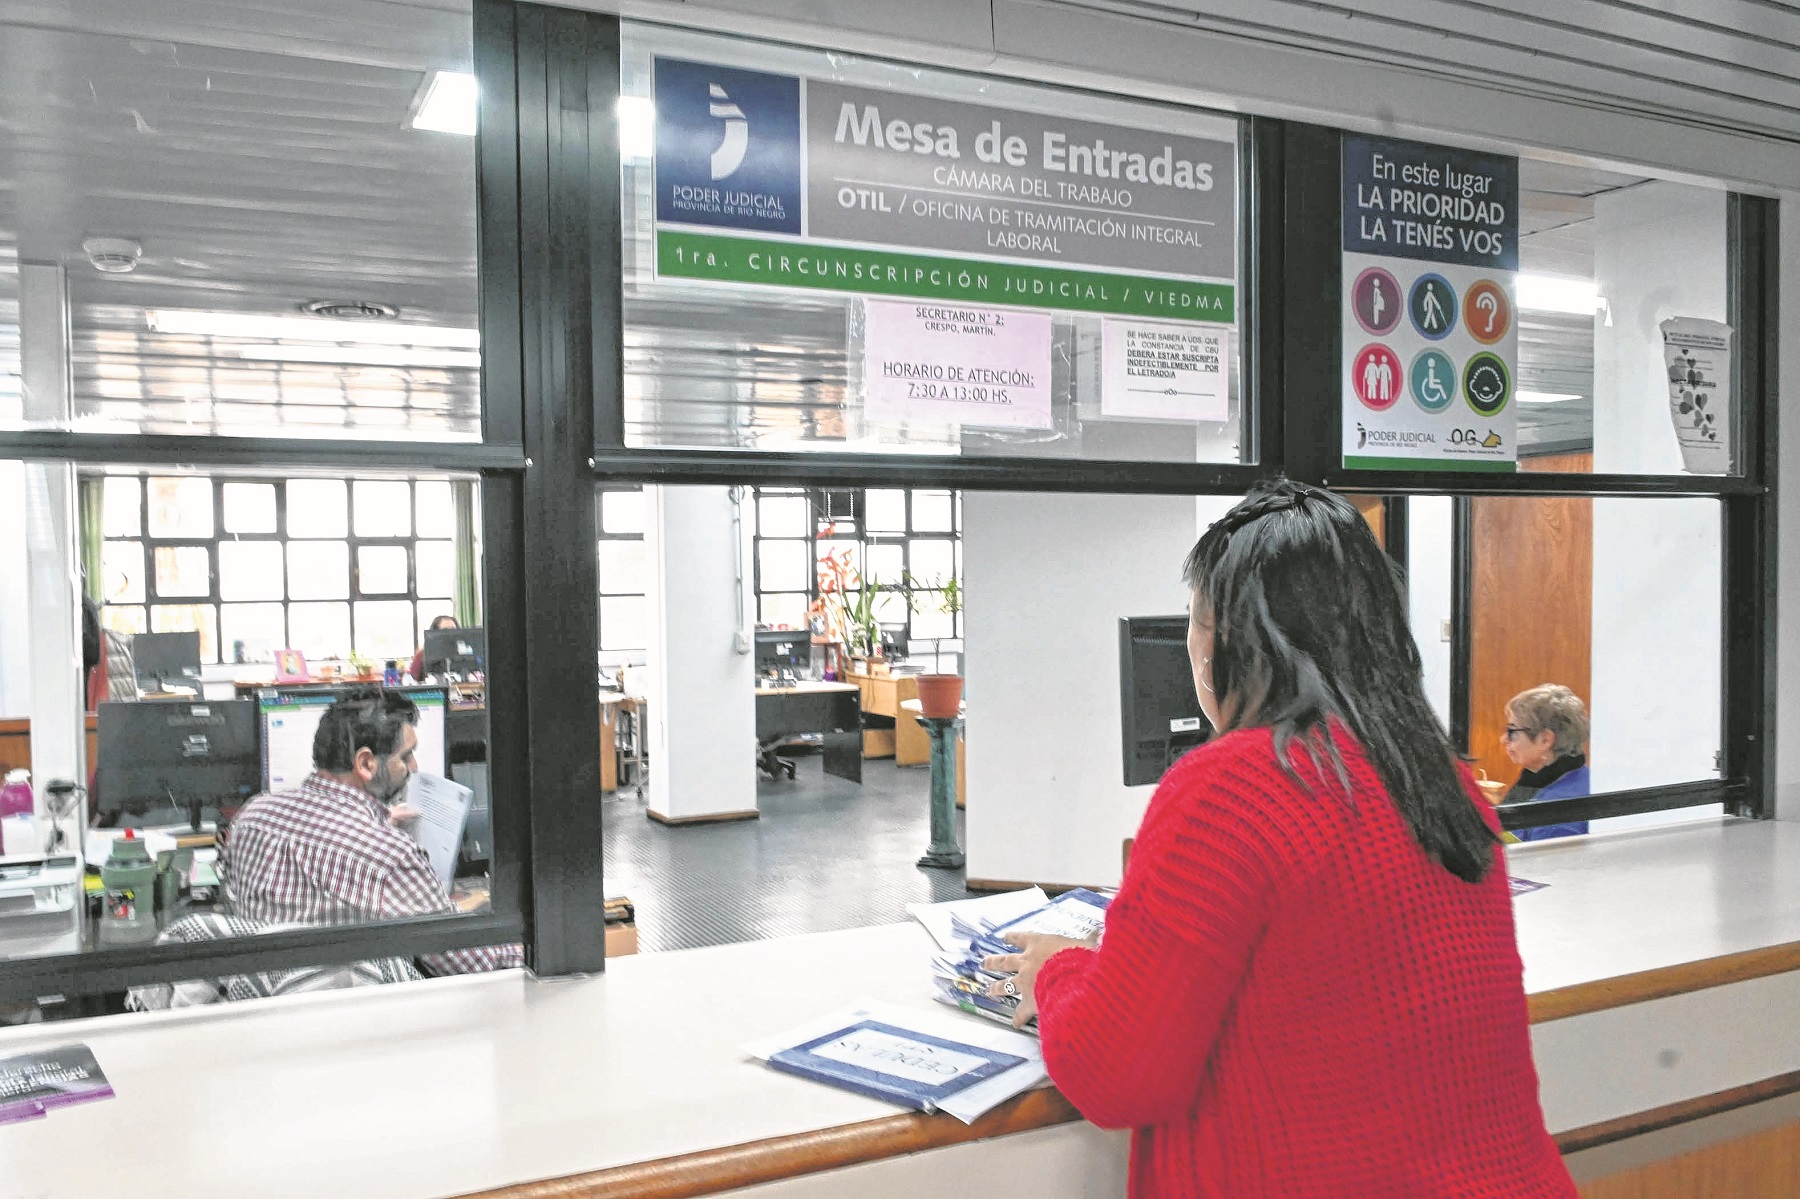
0, 4, 1775, 1009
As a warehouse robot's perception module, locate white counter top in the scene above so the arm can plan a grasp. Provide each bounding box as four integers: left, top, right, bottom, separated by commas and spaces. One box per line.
0, 922, 960, 1199
1505, 816, 1800, 995
3, 816, 1800, 1199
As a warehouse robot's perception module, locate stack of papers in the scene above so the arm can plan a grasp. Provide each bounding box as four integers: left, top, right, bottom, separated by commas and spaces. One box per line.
743, 998, 1046, 1123
918, 888, 1113, 1033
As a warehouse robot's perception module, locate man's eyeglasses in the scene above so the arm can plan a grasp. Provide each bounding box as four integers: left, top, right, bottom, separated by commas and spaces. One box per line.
1503, 725, 1536, 740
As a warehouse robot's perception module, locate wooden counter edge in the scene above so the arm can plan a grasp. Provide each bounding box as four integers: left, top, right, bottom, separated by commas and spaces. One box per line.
1553, 1066, 1800, 1154
456, 1087, 1082, 1199
1527, 937, 1800, 1023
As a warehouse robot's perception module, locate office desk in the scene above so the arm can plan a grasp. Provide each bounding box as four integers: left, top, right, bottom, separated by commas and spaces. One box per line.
755, 683, 862, 784
844, 670, 929, 765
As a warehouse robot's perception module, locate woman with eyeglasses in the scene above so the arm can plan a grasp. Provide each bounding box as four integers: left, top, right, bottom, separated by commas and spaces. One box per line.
981, 480, 1573, 1199
1501, 684, 1591, 841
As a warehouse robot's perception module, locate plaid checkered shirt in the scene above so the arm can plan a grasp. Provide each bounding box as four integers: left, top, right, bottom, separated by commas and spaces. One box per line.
224, 772, 520, 976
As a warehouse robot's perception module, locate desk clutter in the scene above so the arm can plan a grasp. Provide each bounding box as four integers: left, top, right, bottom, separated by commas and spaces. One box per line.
920, 888, 1112, 1033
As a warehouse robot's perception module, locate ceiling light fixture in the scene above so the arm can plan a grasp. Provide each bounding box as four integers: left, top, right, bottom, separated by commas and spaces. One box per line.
1517, 273, 1603, 316
409, 70, 478, 136
147, 310, 479, 348
233, 344, 481, 370
618, 96, 655, 158
1517, 391, 1583, 405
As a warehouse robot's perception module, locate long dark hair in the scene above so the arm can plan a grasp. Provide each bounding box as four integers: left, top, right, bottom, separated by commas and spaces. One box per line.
1184, 480, 1496, 883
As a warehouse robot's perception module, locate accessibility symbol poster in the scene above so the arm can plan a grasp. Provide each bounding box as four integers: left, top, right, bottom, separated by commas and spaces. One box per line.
1341, 135, 1518, 470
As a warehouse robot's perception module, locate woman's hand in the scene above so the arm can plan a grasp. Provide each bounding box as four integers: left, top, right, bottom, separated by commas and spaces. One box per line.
982, 932, 1096, 1028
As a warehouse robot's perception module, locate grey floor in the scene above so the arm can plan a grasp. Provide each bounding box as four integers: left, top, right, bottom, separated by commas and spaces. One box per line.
603, 750, 971, 953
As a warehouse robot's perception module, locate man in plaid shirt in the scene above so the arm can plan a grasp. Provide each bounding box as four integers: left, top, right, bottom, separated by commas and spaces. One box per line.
225, 687, 521, 976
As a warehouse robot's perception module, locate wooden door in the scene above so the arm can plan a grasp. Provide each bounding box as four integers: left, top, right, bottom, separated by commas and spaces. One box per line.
1466, 453, 1593, 786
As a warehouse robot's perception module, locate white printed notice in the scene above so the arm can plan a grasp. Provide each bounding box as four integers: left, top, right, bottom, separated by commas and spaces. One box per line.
1101, 319, 1228, 421
1660, 317, 1733, 476
862, 299, 1053, 429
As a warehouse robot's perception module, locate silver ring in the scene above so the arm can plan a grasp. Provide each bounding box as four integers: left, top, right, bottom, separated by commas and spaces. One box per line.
1001, 978, 1019, 998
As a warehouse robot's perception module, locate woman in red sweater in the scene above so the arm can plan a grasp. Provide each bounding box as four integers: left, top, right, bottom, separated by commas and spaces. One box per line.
985, 481, 1575, 1198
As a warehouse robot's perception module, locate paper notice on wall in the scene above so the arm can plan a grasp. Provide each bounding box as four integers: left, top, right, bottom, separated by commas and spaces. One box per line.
1660, 317, 1733, 476
863, 299, 1053, 429
1100, 320, 1228, 421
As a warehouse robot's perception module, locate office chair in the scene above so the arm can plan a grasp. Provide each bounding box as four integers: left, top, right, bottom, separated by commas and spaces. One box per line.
756, 737, 797, 782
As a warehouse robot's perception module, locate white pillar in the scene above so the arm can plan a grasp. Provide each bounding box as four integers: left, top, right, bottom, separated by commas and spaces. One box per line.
963, 491, 1197, 888
17, 263, 84, 853
1589, 185, 1726, 821
1407, 496, 1455, 731
644, 485, 758, 823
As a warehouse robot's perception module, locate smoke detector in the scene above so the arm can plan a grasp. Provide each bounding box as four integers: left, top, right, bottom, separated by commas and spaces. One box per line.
300, 299, 398, 321
82, 237, 142, 274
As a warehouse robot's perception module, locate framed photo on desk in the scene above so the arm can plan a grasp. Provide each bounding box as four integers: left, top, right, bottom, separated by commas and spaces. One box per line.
273, 649, 308, 684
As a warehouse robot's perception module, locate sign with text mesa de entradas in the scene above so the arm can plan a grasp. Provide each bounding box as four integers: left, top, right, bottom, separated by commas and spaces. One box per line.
651, 56, 1237, 320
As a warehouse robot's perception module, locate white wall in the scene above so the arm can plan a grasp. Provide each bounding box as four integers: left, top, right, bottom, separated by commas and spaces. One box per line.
963, 491, 1197, 888
645, 485, 757, 822
1588, 184, 1726, 825
0, 461, 31, 719
1407, 496, 1455, 732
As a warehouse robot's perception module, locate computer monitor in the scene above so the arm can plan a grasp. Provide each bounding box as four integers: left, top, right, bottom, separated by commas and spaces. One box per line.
422, 626, 484, 677
258, 686, 448, 793
754, 629, 809, 677
131, 631, 202, 693
1119, 616, 1212, 786
95, 699, 261, 829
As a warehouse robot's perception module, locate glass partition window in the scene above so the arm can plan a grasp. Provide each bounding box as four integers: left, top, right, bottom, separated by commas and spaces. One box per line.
1520, 167, 1737, 475
91, 473, 469, 665
0, 12, 480, 440
618, 25, 1244, 463
597, 487, 650, 656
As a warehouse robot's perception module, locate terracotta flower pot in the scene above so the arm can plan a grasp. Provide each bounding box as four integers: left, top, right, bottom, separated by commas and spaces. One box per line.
917, 673, 964, 719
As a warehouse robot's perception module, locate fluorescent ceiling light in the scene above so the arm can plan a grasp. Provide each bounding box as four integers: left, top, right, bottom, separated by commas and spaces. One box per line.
234, 344, 481, 370
1517, 390, 1583, 405
148, 310, 479, 349
410, 70, 477, 136
618, 96, 655, 159
1517, 274, 1602, 315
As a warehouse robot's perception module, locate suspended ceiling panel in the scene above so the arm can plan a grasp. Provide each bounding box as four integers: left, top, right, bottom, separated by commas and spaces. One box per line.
1029, 0, 1800, 144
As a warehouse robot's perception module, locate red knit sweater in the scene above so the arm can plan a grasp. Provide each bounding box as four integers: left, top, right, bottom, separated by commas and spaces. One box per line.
1035, 727, 1575, 1198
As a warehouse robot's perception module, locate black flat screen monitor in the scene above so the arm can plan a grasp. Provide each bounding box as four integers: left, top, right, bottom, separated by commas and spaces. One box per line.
754, 629, 808, 676
1119, 616, 1212, 786
423, 626, 484, 676
132, 631, 202, 693
96, 699, 261, 828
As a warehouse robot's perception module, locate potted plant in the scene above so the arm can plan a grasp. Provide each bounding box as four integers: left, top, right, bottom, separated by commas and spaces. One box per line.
901, 571, 963, 718
816, 533, 885, 672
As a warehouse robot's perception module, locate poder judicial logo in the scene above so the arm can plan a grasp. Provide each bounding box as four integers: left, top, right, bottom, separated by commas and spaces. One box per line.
654, 58, 803, 235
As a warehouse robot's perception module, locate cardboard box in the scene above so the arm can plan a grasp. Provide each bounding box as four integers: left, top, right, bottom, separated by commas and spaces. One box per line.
604, 922, 639, 957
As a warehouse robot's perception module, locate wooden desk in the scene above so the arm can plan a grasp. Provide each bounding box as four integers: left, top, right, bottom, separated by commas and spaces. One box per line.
598, 692, 624, 794
845, 670, 929, 765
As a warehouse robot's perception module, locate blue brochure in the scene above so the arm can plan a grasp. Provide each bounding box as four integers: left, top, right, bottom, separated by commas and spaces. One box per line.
767, 1019, 1027, 1112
